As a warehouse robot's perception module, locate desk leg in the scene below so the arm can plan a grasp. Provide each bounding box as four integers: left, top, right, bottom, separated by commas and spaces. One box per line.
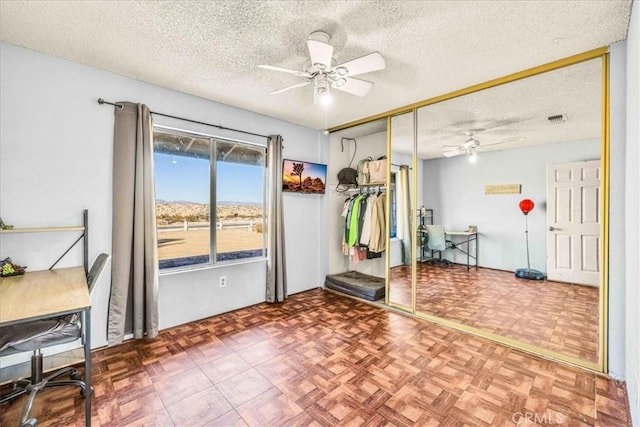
83, 309, 92, 426
467, 238, 470, 271
475, 234, 479, 269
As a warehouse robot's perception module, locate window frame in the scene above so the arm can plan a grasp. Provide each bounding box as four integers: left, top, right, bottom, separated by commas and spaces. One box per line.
153, 125, 268, 273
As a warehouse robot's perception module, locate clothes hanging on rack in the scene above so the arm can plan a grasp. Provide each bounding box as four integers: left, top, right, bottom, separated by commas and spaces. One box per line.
340, 188, 387, 259
359, 195, 374, 246
369, 195, 386, 253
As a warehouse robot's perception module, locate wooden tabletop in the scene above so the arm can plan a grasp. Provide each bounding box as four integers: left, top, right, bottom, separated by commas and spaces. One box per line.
0, 267, 89, 325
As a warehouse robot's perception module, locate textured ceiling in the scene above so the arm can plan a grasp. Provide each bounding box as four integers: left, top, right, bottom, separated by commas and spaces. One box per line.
385, 57, 603, 158
0, 1, 632, 131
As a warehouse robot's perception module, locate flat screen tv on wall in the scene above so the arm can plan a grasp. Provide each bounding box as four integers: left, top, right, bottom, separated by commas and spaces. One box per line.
282, 159, 327, 194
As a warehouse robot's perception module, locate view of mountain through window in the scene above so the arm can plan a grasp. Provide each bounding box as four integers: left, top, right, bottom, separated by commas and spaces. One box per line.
153, 129, 266, 269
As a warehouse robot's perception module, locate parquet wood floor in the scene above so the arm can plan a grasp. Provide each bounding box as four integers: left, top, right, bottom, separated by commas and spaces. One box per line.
389, 265, 413, 308
389, 264, 599, 362
0, 289, 629, 427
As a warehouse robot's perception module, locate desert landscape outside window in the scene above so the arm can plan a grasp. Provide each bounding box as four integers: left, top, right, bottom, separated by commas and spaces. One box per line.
153, 128, 266, 270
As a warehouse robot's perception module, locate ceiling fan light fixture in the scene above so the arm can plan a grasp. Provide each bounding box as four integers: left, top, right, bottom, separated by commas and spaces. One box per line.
468, 150, 478, 163
320, 93, 332, 106
334, 66, 349, 77
332, 77, 347, 88
315, 79, 332, 106
315, 75, 328, 91
260, 31, 385, 104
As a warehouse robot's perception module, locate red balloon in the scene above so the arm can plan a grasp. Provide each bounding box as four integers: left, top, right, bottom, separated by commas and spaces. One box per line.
519, 199, 535, 215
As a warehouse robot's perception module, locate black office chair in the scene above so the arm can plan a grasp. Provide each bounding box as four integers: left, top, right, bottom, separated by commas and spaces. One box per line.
424, 225, 455, 267
0, 253, 110, 427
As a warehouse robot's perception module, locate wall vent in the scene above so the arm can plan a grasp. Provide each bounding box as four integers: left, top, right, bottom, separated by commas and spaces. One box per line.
547, 114, 567, 124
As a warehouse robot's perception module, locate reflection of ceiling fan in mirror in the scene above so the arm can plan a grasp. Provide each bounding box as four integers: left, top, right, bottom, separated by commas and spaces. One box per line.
258, 31, 386, 105
442, 130, 525, 161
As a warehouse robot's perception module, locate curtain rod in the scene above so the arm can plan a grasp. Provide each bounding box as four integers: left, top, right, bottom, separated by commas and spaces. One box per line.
97, 98, 268, 139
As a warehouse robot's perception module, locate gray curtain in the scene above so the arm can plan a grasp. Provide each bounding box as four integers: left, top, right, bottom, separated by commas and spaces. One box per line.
108, 102, 159, 345
399, 165, 412, 265
266, 135, 287, 303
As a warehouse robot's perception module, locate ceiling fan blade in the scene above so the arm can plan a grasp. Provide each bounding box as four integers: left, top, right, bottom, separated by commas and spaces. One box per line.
335, 52, 385, 77
482, 136, 527, 147
269, 81, 311, 95
461, 139, 478, 149
258, 65, 312, 78
443, 151, 463, 158
442, 146, 463, 157
308, 39, 334, 68
333, 77, 374, 97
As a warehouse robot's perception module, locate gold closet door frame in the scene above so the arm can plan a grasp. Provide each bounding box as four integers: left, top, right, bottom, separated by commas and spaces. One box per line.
338, 47, 610, 373
385, 112, 418, 313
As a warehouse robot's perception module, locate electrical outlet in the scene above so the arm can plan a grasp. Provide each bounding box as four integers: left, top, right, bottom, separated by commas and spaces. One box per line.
219, 276, 227, 288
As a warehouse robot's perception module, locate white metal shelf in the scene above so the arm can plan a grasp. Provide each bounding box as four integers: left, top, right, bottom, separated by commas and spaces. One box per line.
0, 226, 85, 234
0, 210, 89, 273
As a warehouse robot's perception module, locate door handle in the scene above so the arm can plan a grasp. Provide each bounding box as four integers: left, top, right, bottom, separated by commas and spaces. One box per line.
549, 226, 560, 231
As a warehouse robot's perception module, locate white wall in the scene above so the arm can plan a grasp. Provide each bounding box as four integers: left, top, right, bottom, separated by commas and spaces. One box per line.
423, 139, 600, 272
609, 40, 628, 384
327, 130, 386, 277
0, 42, 326, 364
623, 1, 640, 421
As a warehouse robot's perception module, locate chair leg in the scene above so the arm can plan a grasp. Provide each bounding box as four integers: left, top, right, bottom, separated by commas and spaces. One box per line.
3, 350, 88, 426
45, 379, 86, 392
45, 366, 78, 382
19, 384, 43, 426
0, 384, 29, 405
16, 377, 87, 426
0, 353, 39, 406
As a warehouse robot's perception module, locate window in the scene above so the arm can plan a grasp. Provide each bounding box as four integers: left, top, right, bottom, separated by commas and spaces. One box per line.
153, 127, 266, 270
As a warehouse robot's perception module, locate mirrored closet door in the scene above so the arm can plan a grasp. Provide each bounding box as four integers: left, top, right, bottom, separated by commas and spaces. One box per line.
380, 54, 608, 370
330, 49, 608, 371
413, 56, 605, 368
387, 112, 416, 311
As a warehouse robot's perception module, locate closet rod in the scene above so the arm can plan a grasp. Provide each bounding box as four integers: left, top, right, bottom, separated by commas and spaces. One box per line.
97, 98, 269, 139
346, 185, 386, 194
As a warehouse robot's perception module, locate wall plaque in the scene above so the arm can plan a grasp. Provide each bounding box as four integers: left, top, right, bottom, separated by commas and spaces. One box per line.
484, 184, 522, 195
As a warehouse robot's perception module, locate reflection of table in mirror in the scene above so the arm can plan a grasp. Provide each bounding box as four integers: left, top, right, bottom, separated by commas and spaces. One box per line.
444, 231, 478, 271
418, 229, 478, 270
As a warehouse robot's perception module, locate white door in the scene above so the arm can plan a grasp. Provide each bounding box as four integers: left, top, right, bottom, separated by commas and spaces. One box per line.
546, 160, 601, 286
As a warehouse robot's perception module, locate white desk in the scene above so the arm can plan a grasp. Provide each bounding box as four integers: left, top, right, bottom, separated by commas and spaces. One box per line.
445, 231, 478, 270
0, 267, 92, 426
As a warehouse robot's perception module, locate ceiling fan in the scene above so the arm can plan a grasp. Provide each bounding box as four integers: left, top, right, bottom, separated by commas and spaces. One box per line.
258, 31, 385, 105
442, 130, 524, 160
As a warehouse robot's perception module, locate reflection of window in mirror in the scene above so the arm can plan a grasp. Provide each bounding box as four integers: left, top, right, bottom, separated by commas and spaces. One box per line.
389, 172, 397, 238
